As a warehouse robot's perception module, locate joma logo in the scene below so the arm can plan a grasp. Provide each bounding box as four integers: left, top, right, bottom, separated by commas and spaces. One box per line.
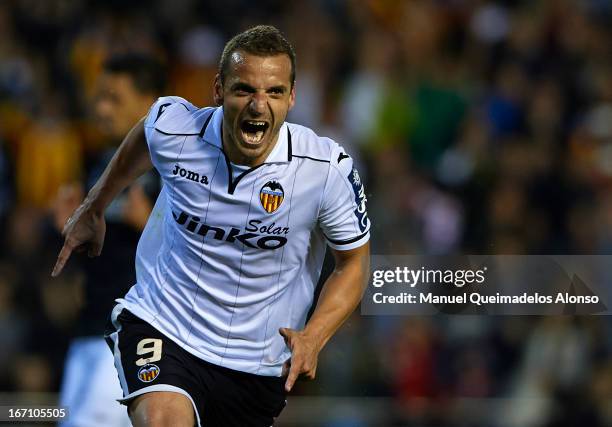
172, 164, 209, 185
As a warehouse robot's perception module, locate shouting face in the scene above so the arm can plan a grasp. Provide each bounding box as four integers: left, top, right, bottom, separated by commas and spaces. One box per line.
214, 50, 295, 166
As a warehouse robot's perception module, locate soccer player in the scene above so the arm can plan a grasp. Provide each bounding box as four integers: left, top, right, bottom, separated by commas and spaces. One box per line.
55, 54, 164, 427
52, 25, 370, 427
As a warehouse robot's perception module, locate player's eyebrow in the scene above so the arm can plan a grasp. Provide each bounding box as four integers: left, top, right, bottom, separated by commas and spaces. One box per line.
266, 85, 287, 93
230, 82, 256, 92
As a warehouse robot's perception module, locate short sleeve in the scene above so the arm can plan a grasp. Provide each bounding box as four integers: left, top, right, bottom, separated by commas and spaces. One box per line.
143, 95, 195, 139
319, 147, 371, 250
142, 96, 196, 171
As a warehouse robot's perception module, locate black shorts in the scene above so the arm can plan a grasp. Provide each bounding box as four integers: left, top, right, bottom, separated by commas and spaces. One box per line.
104, 305, 287, 427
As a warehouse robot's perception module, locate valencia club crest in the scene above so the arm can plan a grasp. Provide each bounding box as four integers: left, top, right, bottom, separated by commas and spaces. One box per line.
138, 363, 160, 383
260, 181, 284, 213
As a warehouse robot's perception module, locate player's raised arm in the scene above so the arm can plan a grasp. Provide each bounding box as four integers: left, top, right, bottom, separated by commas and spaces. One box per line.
51, 117, 152, 277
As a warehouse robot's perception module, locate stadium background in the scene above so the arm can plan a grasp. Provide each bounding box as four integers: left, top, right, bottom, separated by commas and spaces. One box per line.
0, 0, 611, 426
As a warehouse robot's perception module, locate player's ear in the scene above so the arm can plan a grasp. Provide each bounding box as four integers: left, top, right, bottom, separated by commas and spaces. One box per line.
288, 83, 296, 111
213, 74, 223, 106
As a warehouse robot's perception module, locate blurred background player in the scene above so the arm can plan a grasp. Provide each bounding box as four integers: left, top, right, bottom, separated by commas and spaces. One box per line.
54, 53, 165, 427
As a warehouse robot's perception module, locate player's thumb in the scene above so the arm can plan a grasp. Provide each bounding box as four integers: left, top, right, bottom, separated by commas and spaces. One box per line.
279, 327, 294, 342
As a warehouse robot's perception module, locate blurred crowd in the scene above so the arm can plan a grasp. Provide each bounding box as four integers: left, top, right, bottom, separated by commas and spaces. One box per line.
0, 0, 611, 426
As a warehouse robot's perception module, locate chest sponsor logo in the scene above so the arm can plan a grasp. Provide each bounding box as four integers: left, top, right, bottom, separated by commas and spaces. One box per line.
260, 180, 284, 213
172, 164, 209, 185
173, 212, 289, 250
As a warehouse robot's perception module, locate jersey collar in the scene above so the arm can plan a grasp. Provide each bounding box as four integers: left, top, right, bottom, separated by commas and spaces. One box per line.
201, 107, 292, 164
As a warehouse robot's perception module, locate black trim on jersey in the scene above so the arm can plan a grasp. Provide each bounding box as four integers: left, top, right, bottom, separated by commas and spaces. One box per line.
155, 129, 200, 136
324, 230, 369, 245
198, 110, 215, 138
222, 126, 292, 195
201, 120, 292, 194
196, 108, 254, 194
287, 128, 292, 161
292, 155, 330, 163
154, 103, 171, 123
154, 106, 213, 136
222, 153, 265, 195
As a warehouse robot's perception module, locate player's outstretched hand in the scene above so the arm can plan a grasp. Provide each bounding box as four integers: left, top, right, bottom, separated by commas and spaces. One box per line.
279, 327, 322, 392
51, 202, 106, 277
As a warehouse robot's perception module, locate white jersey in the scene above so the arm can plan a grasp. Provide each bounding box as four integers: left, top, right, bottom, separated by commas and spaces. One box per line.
118, 96, 370, 376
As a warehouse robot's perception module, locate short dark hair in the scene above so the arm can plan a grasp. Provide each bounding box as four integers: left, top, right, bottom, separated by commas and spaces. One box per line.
218, 25, 296, 87
103, 53, 166, 95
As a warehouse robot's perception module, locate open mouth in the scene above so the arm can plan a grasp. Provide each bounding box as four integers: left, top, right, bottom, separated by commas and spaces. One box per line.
240, 120, 269, 145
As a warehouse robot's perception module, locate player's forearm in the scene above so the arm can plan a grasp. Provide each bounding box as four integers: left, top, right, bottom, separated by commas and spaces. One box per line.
303, 243, 370, 350
86, 117, 153, 214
